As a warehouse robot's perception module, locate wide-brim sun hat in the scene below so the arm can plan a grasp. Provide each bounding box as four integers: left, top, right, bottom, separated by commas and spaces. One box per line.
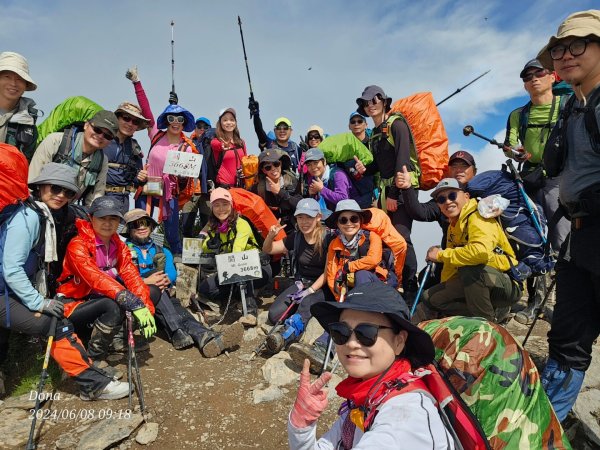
0, 51, 37, 91
311, 282, 436, 367
121, 208, 158, 236
325, 199, 372, 229
28, 162, 80, 195
537, 10, 600, 69
157, 104, 196, 132
355, 85, 392, 117
114, 102, 151, 130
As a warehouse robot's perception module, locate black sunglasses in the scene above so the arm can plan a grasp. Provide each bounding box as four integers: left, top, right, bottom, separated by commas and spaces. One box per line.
262, 161, 282, 171
307, 134, 321, 141
130, 218, 153, 230
91, 126, 114, 141
275, 125, 290, 131
350, 119, 365, 125
329, 321, 395, 347
118, 114, 142, 127
196, 123, 210, 130
435, 191, 459, 205
49, 184, 77, 199
360, 95, 382, 108
550, 38, 599, 61
338, 215, 360, 225
521, 69, 548, 82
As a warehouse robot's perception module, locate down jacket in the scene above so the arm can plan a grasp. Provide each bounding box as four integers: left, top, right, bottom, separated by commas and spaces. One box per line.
57, 219, 153, 317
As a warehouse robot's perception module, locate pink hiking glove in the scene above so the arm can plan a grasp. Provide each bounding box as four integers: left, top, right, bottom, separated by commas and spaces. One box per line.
290, 359, 332, 428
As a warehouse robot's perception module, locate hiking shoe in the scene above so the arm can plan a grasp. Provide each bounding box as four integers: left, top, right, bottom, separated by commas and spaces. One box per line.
266, 331, 285, 354
111, 334, 150, 354
288, 342, 333, 375
172, 329, 194, 350
80, 380, 131, 401
239, 314, 257, 327
495, 306, 512, 324
92, 360, 123, 380
201, 322, 244, 358
514, 309, 535, 325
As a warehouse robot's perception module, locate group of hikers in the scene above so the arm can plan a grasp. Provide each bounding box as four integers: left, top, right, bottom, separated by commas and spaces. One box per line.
1, 8, 599, 448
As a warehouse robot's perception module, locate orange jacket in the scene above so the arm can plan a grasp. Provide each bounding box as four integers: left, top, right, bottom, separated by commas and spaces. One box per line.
326, 231, 387, 301
57, 219, 153, 317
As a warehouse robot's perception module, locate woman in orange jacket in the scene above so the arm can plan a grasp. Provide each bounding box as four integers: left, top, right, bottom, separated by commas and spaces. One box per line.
324, 200, 397, 301
58, 196, 157, 368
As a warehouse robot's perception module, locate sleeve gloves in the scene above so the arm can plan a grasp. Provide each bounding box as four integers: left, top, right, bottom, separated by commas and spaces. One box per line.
289, 359, 332, 429
115, 289, 146, 311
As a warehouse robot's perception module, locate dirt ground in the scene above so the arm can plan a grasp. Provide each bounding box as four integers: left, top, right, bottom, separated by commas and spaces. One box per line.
14, 295, 567, 450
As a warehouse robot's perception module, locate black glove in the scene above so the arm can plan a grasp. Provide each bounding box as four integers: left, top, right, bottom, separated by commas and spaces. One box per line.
115, 290, 146, 312
298, 137, 309, 153
40, 298, 64, 318
248, 98, 259, 117
169, 91, 178, 105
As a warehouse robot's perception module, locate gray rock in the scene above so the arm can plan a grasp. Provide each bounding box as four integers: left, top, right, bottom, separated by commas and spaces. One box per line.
55, 433, 78, 449
582, 345, 600, 390
1, 392, 48, 410
573, 389, 600, 447
135, 422, 159, 445
252, 385, 283, 404
300, 317, 324, 346
257, 310, 269, 326
0, 407, 52, 448
243, 327, 259, 342
76, 414, 143, 450
261, 351, 299, 386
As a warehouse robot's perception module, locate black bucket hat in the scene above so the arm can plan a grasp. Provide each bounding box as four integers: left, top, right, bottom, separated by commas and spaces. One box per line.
356, 85, 392, 117
311, 282, 435, 366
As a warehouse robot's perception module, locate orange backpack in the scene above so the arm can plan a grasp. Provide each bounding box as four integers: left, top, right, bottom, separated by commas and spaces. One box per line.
240, 155, 259, 189
389, 92, 449, 190
0, 143, 30, 212
229, 188, 286, 242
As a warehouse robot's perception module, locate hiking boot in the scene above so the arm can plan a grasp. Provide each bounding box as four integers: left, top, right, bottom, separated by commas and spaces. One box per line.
171, 329, 194, 350
265, 313, 304, 354
288, 342, 333, 375
88, 320, 121, 361
201, 322, 244, 358
111, 332, 150, 354
266, 331, 286, 354
495, 306, 512, 324
80, 380, 131, 401
92, 360, 123, 380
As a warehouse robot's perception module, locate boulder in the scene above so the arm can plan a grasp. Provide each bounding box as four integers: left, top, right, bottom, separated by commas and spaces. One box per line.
76, 414, 143, 450
261, 352, 299, 386
252, 385, 283, 404
135, 422, 159, 445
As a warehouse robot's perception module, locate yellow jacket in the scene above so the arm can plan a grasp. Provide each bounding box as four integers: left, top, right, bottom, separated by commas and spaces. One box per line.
437, 198, 517, 282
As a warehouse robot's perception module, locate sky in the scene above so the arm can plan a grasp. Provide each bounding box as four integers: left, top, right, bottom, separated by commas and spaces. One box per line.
2, 0, 597, 268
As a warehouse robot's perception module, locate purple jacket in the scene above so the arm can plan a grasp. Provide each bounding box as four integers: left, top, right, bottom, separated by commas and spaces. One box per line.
306, 166, 357, 211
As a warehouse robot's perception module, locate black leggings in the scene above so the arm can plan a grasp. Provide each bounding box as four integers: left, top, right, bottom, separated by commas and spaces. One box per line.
268, 284, 325, 325
68, 296, 124, 333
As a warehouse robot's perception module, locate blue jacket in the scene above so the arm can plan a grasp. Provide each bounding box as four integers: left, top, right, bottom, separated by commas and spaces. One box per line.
126, 239, 177, 284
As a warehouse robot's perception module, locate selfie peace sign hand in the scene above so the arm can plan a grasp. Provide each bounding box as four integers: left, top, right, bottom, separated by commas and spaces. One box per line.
289, 359, 332, 428
267, 219, 285, 239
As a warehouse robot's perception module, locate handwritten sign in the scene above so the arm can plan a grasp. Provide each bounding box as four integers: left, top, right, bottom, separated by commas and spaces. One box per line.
182, 238, 203, 264
215, 250, 262, 285
163, 151, 203, 178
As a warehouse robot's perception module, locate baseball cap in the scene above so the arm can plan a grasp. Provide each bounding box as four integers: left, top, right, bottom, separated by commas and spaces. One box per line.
449, 150, 476, 167
304, 148, 325, 162
430, 178, 463, 199
89, 110, 119, 137
89, 196, 125, 219
210, 187, 232, 204
295, 198, 321, 217
219, 107, 237, 120
349, 111, 367, 121
519, 59, 546, 78
195, 116, 211, 127
274, 117, 292, 127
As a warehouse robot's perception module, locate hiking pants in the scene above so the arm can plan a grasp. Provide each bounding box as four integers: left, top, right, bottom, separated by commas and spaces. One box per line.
135, 196, 182, 254
420, 265, 521, 321
0, 295, 110, 396
389, 199, 418, 293
181, 194, 210, 238
268, 284, 325, 325
105, 192, 131, 215
534, 176, 570, 252
68, 296, 124, 334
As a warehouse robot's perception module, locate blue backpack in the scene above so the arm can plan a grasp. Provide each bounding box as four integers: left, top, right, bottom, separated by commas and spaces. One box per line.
466, 169, 553, 276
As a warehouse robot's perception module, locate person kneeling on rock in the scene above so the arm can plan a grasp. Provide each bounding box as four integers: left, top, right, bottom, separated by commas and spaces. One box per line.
123, 208, 243, 357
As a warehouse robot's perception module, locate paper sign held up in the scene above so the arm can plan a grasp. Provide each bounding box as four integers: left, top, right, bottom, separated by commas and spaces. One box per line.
163, 151, 203, 178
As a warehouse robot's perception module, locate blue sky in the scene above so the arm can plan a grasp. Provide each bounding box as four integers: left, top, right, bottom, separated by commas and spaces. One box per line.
2, 0, 597, 264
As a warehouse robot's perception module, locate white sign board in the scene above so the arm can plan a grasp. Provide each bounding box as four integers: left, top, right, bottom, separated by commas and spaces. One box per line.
163, 151, 203, 178
215, 250, 262, 285
182, 238, 203, 264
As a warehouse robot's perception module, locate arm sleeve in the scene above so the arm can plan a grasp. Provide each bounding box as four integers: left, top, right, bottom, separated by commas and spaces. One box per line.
387, 120, 412, 201
28, 133, 61, 183
321, 171, 351, 204
348, 232, 383, 273
287, 412, 343, 450
401, 188, 441, 222
86, 154, 108, 206
162, 247, 177, 284
253, 113, 268, 147
437, 215, 496, 267
503, 109, 520, 158
134, 81, 155, 126
3, 209, 44, 311
232, 219, 253, 252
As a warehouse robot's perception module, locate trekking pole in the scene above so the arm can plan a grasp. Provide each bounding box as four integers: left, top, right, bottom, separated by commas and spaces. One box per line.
410, 262, 436, 318
523, 277, 556, 347
251, 281, 304, 359
505, 159, 547, 245
462, 125, 503, 148
170, 20, 176, 94
436, 70, 491, 106
26, 316, 58, 450
126, 311, 146, 417
321, 284, 347, 375
237, 16, 255, 118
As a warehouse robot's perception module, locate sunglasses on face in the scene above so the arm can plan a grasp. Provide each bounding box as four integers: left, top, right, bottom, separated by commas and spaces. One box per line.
338, 215, 360, 225
130, 218, 153, 230
118, 114, 142, 127
167, 115, 185, 124
329, 321, 395, 347
196, 123, 210, 130
307, 134, 321, 141
91, 126, 114, 141
275, 125, 290, 131
350, 119, 365, 125
550, 38, 599, 61
262, 161, 282, 171
361, 96, 382, 108
49, 184, 77, 199
435, 191, 459, 205
521, 69, 548, 82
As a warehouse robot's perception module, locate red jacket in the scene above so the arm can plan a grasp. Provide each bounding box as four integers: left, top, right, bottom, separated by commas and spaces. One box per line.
57, 219, 153, 317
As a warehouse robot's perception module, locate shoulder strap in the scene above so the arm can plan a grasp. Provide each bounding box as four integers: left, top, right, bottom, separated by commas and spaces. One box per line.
584, 88, 600, 152
146, 130, 166, 161
54, 127, 78, 164
517, 102, 531, 144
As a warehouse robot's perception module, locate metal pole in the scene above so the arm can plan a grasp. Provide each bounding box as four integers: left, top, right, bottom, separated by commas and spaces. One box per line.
436, 70, 490, 106
171, 20, 175, 93
237, 16, 255, 117
410, 262, 436, 318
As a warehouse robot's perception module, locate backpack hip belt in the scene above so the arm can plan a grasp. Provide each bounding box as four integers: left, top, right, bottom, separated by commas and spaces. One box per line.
105, 185, 135, 194
378, 176, 395, 213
